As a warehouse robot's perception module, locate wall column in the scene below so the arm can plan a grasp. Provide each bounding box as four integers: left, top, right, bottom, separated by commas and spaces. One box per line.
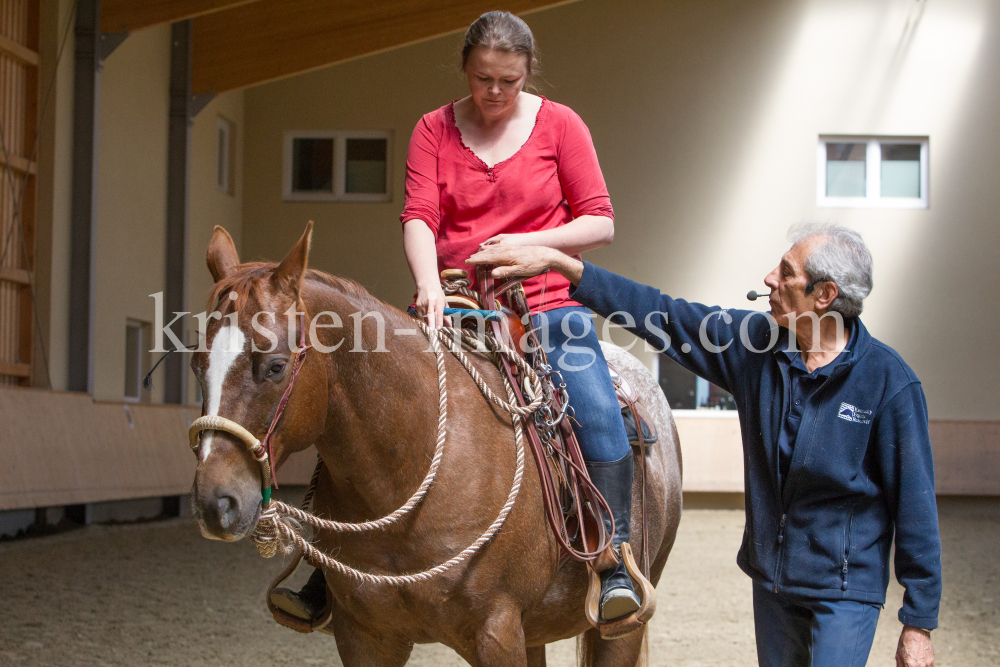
67, 0, 100, 393
164, 20, 192, 404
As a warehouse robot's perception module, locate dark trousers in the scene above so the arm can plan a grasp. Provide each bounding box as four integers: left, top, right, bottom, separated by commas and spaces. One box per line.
752, 582, 881, 667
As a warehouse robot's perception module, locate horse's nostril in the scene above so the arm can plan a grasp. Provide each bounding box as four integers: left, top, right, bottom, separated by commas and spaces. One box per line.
217, 494, 240, 531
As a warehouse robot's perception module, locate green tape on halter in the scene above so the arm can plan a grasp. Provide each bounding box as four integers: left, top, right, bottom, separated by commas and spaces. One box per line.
262, 487, 272, 505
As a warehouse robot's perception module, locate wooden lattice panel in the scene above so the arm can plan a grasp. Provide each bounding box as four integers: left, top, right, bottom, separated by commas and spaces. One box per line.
0, 0, 37, 386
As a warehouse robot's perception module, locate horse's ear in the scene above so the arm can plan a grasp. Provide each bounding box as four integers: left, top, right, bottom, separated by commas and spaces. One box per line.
274, 221, 314, 298
207, 226, 240, 283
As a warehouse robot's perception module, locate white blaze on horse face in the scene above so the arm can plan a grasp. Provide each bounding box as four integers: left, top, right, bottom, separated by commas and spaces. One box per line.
201, 324, 247, 461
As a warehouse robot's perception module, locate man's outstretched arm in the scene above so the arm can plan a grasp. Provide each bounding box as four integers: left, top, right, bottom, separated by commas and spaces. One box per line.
467, 245, 757, 393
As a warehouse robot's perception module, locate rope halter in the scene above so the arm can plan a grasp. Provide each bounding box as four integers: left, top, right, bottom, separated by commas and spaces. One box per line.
189, 414, 274, 504
188, 311, 312, 506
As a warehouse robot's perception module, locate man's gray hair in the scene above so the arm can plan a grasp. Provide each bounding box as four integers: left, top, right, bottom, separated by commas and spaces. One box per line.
788, 223, 873, 318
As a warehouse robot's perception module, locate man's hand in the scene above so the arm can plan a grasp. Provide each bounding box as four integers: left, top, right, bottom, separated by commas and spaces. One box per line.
896, 626, 934, 667
467, 244, 584, 284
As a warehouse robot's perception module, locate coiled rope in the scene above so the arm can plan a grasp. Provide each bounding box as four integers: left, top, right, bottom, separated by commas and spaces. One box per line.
249, 322, 539, 584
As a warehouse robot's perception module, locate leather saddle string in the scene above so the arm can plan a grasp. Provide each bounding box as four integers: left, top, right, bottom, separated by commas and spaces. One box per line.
623, 395, 650, 578
518, 267, 615, 561
517, 269, 615, 560
479, 267, 613, 562
261, 311, 313, 489
478, 269, 569, 549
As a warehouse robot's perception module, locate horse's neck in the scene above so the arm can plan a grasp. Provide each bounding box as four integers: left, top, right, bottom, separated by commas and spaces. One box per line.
307, 286, 439, 518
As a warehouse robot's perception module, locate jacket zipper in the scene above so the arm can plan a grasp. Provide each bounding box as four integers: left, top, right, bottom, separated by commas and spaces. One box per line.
770, 360, 791, 593
772, 512, 787, 592
842, 505, 856, 591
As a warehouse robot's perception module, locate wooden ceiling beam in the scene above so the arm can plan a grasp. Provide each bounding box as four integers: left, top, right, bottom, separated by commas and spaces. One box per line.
191, 0, 577, 95
100, 0, 262, 34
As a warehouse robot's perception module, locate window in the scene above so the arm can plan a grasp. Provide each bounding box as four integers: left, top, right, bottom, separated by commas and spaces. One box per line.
124, 320, 150, 402
217, 117, 233, 194
817, 136, 928, 208
283, 131, 391, 202
658, 355, 736, 411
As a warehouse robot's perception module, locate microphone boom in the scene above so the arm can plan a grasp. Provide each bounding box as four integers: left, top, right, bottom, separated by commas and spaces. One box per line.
747, 290, 772, 301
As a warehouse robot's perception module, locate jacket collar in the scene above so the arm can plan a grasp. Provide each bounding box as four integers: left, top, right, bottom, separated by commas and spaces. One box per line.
774, 317, 871, 379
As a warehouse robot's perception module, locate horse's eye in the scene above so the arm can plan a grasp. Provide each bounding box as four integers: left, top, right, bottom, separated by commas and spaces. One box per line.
268, 360, 286, 377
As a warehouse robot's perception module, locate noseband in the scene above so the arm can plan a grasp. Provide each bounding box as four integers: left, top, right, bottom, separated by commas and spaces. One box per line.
189, 312, 313, 505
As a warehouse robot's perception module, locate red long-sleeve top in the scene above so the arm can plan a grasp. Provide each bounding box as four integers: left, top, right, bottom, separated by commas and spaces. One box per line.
400, 97, 614, 312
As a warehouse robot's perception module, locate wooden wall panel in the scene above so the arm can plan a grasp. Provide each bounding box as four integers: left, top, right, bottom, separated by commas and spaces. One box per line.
0, 385, 318, 510
673, 415, 1000, 496
100, 0, 260, 34
0, 387, 196, 510
192, 0, 577, 94
674, 415, 745, 493
929, 421, 1000, 496
1, 387, 993, 511
0, 0, 36, 388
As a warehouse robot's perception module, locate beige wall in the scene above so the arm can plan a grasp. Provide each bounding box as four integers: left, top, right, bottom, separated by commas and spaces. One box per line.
243, 0, 1000, 422
240, 29, 467, 310
92, 24, 172, 402
34, 18, 244, 403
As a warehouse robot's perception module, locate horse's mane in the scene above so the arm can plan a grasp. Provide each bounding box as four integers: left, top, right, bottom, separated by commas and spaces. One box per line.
207, 261, 408, 325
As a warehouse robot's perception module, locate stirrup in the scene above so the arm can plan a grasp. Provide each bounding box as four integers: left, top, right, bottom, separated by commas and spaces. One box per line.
585, 543, 657, 640
265, 551, 335, 636
269, 586, 335, 636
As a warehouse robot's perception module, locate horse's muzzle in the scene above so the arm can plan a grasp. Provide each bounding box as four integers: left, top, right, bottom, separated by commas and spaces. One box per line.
193, 483, 261, 541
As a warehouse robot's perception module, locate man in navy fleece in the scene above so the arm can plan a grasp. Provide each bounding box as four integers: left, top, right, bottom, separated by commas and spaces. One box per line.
469, 223, 939, 667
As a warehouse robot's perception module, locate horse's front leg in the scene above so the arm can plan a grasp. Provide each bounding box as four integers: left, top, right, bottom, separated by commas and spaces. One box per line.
329, 612, 413, 667
467, 607, 529, 667
527, 645, 547, 666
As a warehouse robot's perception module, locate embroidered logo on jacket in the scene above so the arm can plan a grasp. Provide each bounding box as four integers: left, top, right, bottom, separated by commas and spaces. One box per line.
838, 402, 872, 424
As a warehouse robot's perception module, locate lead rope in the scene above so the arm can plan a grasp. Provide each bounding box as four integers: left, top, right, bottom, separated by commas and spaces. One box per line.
249, 323, 532, 584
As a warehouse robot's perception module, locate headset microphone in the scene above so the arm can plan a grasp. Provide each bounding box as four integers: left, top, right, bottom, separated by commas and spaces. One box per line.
747, 290, 772, 301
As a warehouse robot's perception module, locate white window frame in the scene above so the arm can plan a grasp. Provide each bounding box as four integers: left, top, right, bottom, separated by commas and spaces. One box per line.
817, 136, 928, 209
282, 130, 392, 202
216, 117, 232, 194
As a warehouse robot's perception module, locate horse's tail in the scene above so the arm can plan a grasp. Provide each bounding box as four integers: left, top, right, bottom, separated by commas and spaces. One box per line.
576, 627, 648, 667
576, 631, 595, 667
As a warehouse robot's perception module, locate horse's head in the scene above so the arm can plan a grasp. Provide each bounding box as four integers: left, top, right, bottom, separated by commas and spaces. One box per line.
190, 222, 327, 541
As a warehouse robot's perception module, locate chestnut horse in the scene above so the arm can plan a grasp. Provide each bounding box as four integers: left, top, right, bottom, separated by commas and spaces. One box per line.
190, 223, 682, 666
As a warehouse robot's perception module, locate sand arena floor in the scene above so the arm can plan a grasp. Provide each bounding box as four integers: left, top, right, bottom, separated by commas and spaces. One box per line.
0, 496, 996, 666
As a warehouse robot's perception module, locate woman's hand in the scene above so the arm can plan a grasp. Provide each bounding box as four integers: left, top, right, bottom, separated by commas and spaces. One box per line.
468, 245, 585, 284
415, 282, 449, 329
403, 219, 452, 329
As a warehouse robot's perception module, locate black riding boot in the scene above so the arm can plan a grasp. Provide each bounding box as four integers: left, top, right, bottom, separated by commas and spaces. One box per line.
269, 567, 334, 635
586, 452, 641, 621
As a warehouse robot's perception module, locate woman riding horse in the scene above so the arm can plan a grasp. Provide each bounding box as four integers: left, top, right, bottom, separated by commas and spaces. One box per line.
275, 10, 642, 627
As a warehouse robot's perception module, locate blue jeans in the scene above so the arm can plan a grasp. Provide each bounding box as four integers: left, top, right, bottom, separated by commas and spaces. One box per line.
752, 582, 881, 667
530, 307, 630, 463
